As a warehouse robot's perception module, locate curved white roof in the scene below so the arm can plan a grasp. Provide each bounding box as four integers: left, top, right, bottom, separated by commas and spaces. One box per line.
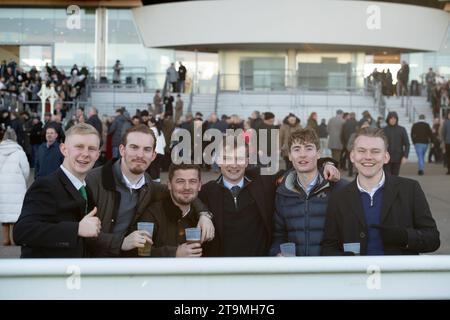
133, 0, 449, 52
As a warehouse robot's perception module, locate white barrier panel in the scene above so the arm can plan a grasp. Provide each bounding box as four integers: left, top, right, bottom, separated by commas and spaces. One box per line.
1, 256, 450, 300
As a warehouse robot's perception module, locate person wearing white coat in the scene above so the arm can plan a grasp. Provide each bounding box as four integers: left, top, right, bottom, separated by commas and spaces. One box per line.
147, 117, 166, 182
0, 128, 30, 245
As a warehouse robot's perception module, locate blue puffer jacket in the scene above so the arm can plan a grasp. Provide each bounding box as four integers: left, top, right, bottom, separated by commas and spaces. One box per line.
270, 169, 347, 256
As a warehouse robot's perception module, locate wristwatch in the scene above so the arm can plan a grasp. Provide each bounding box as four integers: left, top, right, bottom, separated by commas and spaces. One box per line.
199, 211, 214, 220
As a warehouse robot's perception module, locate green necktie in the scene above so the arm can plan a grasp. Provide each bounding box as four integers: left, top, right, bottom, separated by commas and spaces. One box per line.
79, 186, 88, 214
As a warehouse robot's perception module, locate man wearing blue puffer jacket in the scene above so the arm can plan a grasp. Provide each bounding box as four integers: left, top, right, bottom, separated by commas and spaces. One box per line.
270, 128, 347, 256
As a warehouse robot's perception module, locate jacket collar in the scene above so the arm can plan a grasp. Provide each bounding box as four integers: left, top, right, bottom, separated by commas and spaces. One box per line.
278, 168, 330, 198
347, 170, 401, 227
162, 195, 196, 224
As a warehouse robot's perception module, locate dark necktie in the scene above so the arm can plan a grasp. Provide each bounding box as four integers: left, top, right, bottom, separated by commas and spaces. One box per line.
79, 185, 88, 213
230, 185, 241, 209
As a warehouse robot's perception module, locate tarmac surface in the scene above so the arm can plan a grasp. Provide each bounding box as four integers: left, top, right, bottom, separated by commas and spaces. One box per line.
1, 162, 449, 258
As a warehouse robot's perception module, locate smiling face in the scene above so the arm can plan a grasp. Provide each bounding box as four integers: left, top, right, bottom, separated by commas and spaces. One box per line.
218, 144, 248, 185
289, 141, 320, 175
168, 168, 201, 206
119, 131, 156, 175
60, 133, 100, 180
350, 135, 390, 179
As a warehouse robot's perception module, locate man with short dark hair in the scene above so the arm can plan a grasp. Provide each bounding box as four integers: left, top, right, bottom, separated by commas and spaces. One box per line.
35, 126, 64, 178
138, 164, 203, 257
86, 125, 214, 257
321, 127, 440, 256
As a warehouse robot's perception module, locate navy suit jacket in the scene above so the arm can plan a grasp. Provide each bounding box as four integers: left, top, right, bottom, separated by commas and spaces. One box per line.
14, 168, 89, 258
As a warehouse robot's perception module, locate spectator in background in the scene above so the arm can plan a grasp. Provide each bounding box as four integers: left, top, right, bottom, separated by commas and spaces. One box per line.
164, 92, 174, 117
249, 110, 263, 130
280, 113, 301, 170
113, 60, 123, 84
147, 116, 166, 182
341, 112, 358, 171
9, 112, 25, 149
397, 61, 409, 96
167, 63, 178, 93
175, 94, 184, 124
87, 107, 103, 142
327, 109, 345, 166
443, 111, 450, 175
206, 112, 228, 133
383, 111, 410, 176
429, 117, 443, 164
317, 118, 329, 156
0, 128, 30, 246
29, 117, 43, 168
307, 112, 319, 134
177, 62, 187, 93
153, 90, 163, 115
35, 126, 64, 179
108, 108, 131, 160
426, 68, 436, 102
411, 114, 432, 175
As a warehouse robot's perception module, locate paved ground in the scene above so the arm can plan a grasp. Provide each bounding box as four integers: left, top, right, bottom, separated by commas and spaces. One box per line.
1, 162, 449, 258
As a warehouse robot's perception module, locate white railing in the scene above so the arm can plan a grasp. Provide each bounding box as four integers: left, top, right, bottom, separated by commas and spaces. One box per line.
1, 256, 450, 300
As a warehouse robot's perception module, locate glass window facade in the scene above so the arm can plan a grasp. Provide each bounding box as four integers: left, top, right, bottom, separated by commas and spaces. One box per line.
0, 7, 95, 69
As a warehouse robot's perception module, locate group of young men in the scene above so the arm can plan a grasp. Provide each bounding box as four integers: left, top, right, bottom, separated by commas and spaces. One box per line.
13, 120, 440, 258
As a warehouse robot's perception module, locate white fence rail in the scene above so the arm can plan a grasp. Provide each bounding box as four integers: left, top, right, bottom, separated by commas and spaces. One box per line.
1, 256, 450, 300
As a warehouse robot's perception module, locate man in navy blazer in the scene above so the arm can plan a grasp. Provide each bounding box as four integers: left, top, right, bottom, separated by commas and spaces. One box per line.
14, 123, 102, 258
321, 127, 440, 256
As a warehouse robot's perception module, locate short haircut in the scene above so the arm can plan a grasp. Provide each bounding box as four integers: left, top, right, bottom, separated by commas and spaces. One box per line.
121, 124, 156, 149
168, 163, 201, 182
419, 114, 425, 120
351, 127, 388, 150
45, 126, 58, 135
65, 123, 100, 141
288, 128, 320, 151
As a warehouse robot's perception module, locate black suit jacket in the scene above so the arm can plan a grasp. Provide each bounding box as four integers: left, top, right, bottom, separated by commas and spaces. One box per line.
321, 172, 440, 255
198, 167, 280, 256
13, 168, 88, 258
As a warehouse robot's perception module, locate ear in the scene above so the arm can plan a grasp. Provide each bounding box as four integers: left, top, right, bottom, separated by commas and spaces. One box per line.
59, 143, 67, 157
150, 150, 157, 163
119, 144, 125, 158
384, 151, 390, 164
349, 150, 355, 163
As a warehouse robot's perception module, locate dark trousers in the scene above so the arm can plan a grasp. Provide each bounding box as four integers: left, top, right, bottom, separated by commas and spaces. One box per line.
384, 162, 401, 176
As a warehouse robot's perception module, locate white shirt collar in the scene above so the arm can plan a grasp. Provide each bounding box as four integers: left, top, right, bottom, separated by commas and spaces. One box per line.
223, 177, 244, 190
122, 172, 146, 190
60, 164, 86, 191
356, 170, 385, 198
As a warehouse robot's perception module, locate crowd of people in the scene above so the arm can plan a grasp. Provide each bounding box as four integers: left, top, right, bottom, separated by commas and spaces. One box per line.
0, 59, 448, 258
0, 61, 87, 114
1, 93, 448, 256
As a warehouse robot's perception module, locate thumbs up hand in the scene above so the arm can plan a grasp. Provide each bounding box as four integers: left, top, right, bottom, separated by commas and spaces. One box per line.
78, 207, 101, 238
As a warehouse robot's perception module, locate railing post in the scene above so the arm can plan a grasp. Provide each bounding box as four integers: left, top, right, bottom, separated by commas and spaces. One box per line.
214, 72, 220, 114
